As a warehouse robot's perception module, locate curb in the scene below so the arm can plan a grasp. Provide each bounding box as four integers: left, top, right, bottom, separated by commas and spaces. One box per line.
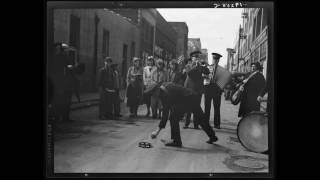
71, 99, 126, 111
71, 100, 99, 111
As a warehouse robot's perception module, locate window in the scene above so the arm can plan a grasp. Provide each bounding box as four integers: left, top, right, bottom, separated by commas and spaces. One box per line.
260, 41, 267, 59
256, 9, 262, 37
131, 41, 135, 63
69, 14, 80, 49
102, 29, 110, 57
253, 17, 257, 42
262, 8, 267, 30
254, 48, 259, 62
248, 34, 251, 50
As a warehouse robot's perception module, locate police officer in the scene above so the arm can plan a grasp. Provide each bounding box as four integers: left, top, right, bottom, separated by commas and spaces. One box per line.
183, 50, 210, 129
157, 82, 218, 147
204, 53, 223, 129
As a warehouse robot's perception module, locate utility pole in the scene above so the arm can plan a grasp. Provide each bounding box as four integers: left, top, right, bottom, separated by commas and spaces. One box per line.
237, 24, 241, 72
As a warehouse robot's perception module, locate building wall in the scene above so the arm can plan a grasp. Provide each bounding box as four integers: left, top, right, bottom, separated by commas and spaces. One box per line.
53, 9, 140, 92
155, 10, 177, 62
229, 8, 268, 78
140, 9, 157, 64
200, 49, 208, 64
108, 8, 139, 24
168, 22, 189, 59
187, 38, 201, 57
108, 9, 157, 65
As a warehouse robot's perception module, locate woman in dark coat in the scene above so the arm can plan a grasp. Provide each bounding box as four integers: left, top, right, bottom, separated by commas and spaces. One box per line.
126, 57, 144, 118
238, 62, 266, 117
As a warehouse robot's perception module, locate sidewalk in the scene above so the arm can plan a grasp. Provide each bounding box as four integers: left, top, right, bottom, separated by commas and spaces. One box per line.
71, 89, 126, 111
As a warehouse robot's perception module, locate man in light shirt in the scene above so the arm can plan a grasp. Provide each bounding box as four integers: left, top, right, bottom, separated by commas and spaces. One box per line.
143, 56, 156, 117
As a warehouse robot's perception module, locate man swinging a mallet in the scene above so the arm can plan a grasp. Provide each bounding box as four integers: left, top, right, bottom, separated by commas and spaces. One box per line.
151, 82, 218, 147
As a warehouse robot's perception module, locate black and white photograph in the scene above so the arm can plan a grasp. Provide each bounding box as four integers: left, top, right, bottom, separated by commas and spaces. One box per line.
46, 1, 275, 178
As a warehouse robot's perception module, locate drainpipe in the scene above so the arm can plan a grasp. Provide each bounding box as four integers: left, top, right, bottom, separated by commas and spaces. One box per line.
237, 25, 241, 72
92, 14, 99, 91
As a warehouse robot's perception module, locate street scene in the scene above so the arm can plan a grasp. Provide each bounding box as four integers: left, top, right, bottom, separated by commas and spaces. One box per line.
47, 3, 272, 175
54, 94, 268, 173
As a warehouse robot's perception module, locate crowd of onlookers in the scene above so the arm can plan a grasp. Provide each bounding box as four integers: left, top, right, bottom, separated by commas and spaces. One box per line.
48, 42, 267, 129
98, 55, 189, 120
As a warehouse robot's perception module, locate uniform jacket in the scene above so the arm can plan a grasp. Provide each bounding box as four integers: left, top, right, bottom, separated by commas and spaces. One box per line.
184, 63, 210, 94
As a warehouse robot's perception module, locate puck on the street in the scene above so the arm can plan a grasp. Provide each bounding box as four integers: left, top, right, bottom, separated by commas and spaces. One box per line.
138, 141, 153, 148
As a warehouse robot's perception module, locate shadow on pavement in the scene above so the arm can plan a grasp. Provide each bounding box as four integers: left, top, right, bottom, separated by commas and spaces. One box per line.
160, 143, 239, 155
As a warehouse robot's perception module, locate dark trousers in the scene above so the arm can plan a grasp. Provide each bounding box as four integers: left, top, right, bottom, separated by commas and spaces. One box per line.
144, 92, 151, 113
51, 88, 72, 122
184, 93, 202, 127
61, 91, 72, 121
99, 89, 115, 118
169, 95, 216, 144
113, 89, 121, 116
129, 105, 138, 115
158, 107, 170, 129
204, 84, 222, 127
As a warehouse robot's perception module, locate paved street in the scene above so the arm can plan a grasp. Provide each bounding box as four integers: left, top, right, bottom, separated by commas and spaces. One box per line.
54, 94, 268, 173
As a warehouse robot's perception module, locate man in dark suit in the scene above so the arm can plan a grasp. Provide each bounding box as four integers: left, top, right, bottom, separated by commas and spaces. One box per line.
111, 63, 122, 118
183, 51, 210, 129
204, 53, 223, 129
98, 57, 116, 120
50, 43, 83, 122
157, 82, 218, 147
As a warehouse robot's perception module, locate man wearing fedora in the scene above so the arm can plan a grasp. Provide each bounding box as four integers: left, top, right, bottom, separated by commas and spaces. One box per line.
98, 57, 116, 120
204, 53, 223, 129
183, 50, 210, 129
111, 63, 122, 118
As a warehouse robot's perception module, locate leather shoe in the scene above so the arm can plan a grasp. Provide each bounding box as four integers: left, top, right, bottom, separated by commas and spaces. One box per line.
206, 136, 218, 144
214, 125, 221, 129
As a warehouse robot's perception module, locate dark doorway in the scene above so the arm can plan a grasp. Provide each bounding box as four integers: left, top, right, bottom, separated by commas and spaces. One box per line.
122, 44, 128, 88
